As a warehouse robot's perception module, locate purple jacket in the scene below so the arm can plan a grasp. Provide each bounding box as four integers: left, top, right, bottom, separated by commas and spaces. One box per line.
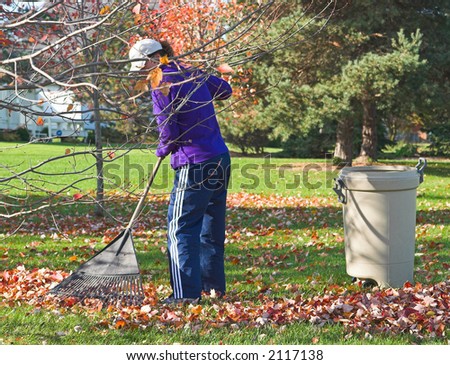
152, 63, 232, 169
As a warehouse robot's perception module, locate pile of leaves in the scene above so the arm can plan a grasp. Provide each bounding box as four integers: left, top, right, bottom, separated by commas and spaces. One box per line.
1, 266, 448, 339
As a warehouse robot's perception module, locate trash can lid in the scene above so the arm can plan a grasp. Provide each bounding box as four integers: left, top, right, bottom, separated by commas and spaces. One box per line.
339, 165, 420, 191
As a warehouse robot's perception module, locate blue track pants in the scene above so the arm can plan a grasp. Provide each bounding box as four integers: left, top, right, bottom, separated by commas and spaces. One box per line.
167, 152, 231, 299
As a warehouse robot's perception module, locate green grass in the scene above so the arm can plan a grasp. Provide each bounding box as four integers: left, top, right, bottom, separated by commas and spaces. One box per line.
0, 142, 336, 196
0, 141, 449, 345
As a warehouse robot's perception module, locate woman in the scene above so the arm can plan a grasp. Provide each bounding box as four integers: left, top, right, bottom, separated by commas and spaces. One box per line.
129, 39, 232, 303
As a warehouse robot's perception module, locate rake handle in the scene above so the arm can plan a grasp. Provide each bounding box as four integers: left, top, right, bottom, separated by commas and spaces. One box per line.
126, 156, 164, 230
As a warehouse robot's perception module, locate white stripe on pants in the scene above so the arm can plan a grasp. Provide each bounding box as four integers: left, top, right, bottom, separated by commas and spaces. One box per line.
168, 165, 188, 299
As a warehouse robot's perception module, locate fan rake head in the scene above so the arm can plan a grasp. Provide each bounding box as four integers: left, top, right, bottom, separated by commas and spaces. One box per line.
51, 272, 144, 306
50, 229, 144, 306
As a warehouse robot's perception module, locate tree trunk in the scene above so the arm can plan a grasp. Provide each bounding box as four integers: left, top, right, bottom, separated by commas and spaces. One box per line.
334, 117, 354, 166
83, 7, 103, 216
359, 99, 377, 161
93, 89, 104, 217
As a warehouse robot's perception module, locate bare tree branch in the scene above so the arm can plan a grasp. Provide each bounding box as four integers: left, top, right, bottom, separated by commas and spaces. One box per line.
0, 0, 337, 222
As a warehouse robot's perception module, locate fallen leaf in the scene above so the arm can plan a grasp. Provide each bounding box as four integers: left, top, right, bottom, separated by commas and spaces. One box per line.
190, 305, 203, 315
115, 319, 126, 329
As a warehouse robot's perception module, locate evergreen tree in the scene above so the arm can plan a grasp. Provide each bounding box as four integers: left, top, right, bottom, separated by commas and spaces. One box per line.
231, 0, 449, 161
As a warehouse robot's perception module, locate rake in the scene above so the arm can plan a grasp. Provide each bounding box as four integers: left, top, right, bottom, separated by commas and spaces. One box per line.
50, 157, 163, 306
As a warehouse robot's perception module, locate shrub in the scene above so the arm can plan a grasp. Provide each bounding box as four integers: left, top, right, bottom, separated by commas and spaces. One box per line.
278, 128, 335, 158
16, 126, 31, 141
0, 129, 19, 142
427, 126, 450, 157
222, 119, 271, 155
382, 142, 419, 158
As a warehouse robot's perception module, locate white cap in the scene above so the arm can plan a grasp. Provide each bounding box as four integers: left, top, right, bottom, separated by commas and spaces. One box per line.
129, 39, 163, 72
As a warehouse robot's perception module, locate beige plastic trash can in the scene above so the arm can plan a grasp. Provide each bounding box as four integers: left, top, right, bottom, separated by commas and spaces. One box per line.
333, 158, 426, 288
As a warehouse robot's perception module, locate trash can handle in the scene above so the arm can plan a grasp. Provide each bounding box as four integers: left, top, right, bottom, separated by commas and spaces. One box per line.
333, 178, 347, 204
415, 158, 427, 184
